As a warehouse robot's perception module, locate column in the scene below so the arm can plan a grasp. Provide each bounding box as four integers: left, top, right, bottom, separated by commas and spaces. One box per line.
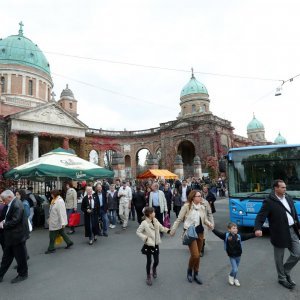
7, 74, 11, 93
32, 134, 39, 160
63, 137, 69, 150
45, 85, 48, 101
36, 78, 39, 98
22, 75, 26, 95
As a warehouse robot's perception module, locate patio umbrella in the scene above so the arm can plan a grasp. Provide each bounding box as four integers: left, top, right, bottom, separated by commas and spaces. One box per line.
136, 169, 178, 179
4, 148, 114, 181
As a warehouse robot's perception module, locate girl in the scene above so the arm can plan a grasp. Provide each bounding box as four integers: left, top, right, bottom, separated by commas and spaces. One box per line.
136, 207, 170, 286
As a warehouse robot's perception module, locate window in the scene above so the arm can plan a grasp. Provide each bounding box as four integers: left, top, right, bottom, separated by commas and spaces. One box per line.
28, 80, 33, 95
69, 102, 73, 109
0, 76, 5, 93
192, 104, 196, 113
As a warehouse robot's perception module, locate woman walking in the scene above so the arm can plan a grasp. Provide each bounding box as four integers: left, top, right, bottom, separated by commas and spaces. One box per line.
81, 186, 100, 245
136, 207, 170, 286
170, 190, 213, 284
45, 190, 73, 254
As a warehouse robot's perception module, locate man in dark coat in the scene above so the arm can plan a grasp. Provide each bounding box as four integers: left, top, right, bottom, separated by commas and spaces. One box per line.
255, 179, 300, 289
203, 185, 216, 214
94, 183, 109, 236
0, 190, 29, 284
132, 186, 146, 224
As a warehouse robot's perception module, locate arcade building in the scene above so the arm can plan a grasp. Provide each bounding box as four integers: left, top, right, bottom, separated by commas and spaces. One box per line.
0, 23, 286, 180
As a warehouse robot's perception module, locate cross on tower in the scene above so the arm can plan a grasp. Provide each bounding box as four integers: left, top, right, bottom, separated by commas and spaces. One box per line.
191, 67, 194, 78
18, 21, 24, 36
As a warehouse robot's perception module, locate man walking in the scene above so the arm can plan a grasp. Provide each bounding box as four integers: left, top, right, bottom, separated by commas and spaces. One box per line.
0, 190, 29, 283
118, 181, 132, 230
94, 183, 109, 236
255, 179, 300, 289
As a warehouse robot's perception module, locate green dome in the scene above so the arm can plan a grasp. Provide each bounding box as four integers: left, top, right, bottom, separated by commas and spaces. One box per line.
247, 115, 264, 131
180, 74, 208, 97
274, 132, 287, 144
0, 23, 50, 75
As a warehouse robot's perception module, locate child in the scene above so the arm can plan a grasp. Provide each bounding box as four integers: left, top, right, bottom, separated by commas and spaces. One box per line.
212, 222, 256, 286
136, 207, 170, 286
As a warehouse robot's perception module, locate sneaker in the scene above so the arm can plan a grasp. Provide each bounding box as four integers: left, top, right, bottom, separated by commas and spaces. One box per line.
67, 230, 75, 235
122, 226, 127, 230
111, 225, 116, 229
65, 242, 74, 249
228, 275, 234, 286
109, 224, 113, 228
234, 279, 240, 287
89, 240, 93, 245
45, 249, 56, 254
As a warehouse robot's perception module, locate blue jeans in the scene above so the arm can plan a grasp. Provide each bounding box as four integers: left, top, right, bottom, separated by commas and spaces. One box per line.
108, 210, 117, 225
99, 208, 109, 234
229, 256, 241, 278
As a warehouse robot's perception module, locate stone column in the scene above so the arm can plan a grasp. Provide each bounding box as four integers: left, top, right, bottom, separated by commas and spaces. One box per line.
36, 79, 39, 98
112, 152, 125, 180
174, 155, 184, 179
32, 134, 39, 160
146, 154, 158, 169
193, 156, 202, 178
8, 132, 18, 167
7, 74, 11, 93
22, 75, 26, 95
63, 137, 69, 150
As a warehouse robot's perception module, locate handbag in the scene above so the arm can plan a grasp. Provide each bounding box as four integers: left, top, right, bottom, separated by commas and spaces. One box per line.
163, 214, 171, 228
55, 235, 63, 245
182, 225, 198, 245
68, 212, 80, 227
141, 244, 148, 255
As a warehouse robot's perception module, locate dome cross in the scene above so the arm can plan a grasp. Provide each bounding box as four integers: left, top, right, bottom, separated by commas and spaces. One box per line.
18, 21, 24, 36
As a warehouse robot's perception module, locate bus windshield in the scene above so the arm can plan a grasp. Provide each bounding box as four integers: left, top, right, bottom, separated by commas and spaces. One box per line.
228, 146, 300, 198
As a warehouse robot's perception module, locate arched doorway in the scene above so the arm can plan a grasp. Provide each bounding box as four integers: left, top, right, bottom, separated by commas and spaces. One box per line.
89, 150, 99, 165
178, 140, 195, 177
136, 148, 150, 176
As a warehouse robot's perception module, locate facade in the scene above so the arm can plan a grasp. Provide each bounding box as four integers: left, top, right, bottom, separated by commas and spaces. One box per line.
0, 23, 271, 180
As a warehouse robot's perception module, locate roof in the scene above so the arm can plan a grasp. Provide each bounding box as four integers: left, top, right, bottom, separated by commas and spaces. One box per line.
274, 132, 287, 144
0, 22, 50, 75
247, 115, 264, 131
137, 169, 178, 179
180, 73, 208, 97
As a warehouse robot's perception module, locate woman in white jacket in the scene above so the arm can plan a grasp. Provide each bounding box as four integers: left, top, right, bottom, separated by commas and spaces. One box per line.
45, 190, 73, 254
136, 207, 170, 286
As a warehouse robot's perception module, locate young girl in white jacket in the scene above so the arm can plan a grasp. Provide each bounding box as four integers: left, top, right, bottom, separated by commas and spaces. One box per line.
136, 207, 170, 286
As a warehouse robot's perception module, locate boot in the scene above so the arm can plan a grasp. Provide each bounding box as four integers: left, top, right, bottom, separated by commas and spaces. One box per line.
194, 271, 203, 285
200, 240, 205, 257
146, 274, 152, 286
187, 269, 193, 283
152, 267, 157, 278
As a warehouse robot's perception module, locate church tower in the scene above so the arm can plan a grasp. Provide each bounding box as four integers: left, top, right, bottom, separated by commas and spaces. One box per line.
57, 84, 78, 117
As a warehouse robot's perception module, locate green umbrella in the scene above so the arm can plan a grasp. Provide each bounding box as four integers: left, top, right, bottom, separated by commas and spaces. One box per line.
4, 148, 114, 181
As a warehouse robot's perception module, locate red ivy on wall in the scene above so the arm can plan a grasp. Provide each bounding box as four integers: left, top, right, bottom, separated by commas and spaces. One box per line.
0, 143, 10, 177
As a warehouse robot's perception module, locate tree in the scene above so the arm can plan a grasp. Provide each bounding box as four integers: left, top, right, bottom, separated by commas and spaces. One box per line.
0, 143, 10, 179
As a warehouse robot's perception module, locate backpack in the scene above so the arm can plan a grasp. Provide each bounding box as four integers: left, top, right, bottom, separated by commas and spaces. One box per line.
224, 232, 242, 251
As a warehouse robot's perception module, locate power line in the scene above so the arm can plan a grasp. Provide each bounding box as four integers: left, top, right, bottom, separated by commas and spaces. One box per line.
52, 72, 178, 111
1, 44, 283, 82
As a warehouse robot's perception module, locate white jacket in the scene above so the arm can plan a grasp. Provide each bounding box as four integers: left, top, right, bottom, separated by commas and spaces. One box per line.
118, 186, 132, 203
136, 217, 169, 247
149, 190, 168, 213
49, 196, 68, 231
65, 188, 77, 209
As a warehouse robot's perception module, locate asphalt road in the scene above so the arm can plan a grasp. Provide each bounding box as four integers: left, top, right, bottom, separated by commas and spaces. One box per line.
0, 198, 299, 300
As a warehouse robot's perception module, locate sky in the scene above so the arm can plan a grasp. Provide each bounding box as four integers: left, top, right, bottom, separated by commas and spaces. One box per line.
1, 0, 300, 143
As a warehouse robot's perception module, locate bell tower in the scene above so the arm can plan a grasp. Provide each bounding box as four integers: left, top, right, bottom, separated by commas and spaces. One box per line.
57, 84, 78, 117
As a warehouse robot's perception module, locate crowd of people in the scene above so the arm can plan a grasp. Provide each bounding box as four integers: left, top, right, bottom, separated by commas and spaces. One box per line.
0, 177, 299, 292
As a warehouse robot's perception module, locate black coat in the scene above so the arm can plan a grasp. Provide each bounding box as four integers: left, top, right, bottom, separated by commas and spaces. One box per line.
133, 191, 146, 209
93, 191, 108, 212
3, 198, 29, 246
81, 195, 100, 238
178, 186, 192, 198
107, 191, 119, 210
204, 191, 216, 213
255, 192, 300, 248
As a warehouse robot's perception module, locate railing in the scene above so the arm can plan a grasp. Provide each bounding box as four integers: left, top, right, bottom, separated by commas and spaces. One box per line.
86, 127, 160, 136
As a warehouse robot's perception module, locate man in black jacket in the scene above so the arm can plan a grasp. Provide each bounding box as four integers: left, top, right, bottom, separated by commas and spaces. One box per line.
0, 190, 29, 283
255, 179, 300, 289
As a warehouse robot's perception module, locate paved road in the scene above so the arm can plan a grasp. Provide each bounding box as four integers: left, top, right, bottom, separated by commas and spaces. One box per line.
0, 198, 299, 300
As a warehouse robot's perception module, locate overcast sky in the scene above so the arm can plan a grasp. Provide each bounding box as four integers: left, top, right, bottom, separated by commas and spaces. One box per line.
2, 0, 300, 144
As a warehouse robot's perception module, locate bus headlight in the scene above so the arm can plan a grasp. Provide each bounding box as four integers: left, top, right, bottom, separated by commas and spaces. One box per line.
238, 210, 243, 215
232, 208, 236, 212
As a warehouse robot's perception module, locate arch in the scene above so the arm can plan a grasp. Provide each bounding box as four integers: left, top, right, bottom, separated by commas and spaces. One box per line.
89, 149, 99, 165
104, 149, 116, 170
177, 140, 196, 177
136, 148, 150, 175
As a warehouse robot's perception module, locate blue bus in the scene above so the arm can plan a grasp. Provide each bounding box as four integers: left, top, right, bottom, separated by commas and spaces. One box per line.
227, 144, 300, 227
